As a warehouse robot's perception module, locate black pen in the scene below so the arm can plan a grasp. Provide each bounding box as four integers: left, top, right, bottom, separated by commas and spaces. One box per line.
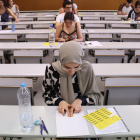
42, 120, 49, 134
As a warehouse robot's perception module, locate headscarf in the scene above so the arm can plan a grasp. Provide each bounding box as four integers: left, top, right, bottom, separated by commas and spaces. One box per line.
52, 42, 102, 105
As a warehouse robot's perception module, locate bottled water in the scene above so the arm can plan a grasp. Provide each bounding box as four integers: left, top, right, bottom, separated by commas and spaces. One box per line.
49, 24, 55, 47
131, 11, 135, 22
12, 21, 15, 31
17, 83, 33, 131
16, 6, 20, 17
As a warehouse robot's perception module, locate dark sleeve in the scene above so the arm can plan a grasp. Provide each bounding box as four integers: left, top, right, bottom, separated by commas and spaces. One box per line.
77, 96, 88, 105
42, 65, 63, 106
128, 10, 133, 19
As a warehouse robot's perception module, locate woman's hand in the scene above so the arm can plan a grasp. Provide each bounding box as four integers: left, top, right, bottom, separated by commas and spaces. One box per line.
59, 38, 68, 42
70, 99, 82, 116
58, 100, 72, 116
15, 19, 20, 23
136, 17, 140, 21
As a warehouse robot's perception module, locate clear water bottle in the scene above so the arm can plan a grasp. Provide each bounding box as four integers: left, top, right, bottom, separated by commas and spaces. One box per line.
17, 83, 33, 131
131, 11, 135, 22
49, 24, 55, 47
12, 21, 15, 31
16, 6, 20, 17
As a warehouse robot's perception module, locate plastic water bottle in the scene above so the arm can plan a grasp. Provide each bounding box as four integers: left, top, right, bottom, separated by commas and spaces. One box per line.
12, 21, 15, 31
17, 83, 33, 131
49, 24, 55, 47
131, 11, 135, 22
16, 6, 20, 17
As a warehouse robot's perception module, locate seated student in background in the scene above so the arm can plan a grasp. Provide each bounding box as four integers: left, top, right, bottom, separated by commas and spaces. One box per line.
128, 0, 140, 28
60, 0, 78, 15
117, 0, 134, 15
55, 12, 83, 42
56, 1, 79, 28
0, 0, 19, 30
128, 0, 140, 20
42, 42, 102, 117
7, 0, 19, 18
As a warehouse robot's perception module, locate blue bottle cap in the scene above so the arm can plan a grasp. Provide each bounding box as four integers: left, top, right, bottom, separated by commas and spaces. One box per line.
20, 83, 26, 87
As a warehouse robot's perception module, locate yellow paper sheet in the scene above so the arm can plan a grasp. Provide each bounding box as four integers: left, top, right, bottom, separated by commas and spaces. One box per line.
83, 108, 121, 130
43, 42, 58, 46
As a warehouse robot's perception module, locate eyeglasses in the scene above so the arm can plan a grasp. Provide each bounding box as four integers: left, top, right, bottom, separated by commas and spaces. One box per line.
62, 65, 82, 72
65, 6, 72, 9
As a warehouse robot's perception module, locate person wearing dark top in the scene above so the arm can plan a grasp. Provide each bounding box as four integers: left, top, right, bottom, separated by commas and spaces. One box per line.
55, 12, 83, 42
42, 42, 102, 117
0, 0, 19, 30
128, 0, 140, 28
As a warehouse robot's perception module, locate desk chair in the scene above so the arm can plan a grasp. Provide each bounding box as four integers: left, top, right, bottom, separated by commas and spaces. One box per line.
87, 34, 112, 42
121, 34, 140, 42
18, 17, 34, 22
12, 50, 43, 64
0, 51, 5, 63
54, 49, 85, 61
32, 24, 50, 29
99, 12, 115, 15
104, 78, 140, 105
0, 35, 17, 42
24, 13, 37, 16
25, 34, 49, 42
0, 78, 34, 105
82, 17, 100, 21
111, 24, 131, 29
94, 50, 125, 63
135, 50, 140, 63
85, 24, 105, 29
104, 17, 121, 21
37, 17, 55, 21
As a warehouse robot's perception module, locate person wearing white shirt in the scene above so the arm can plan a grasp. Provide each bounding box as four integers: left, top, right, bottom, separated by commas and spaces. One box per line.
60, 0, 78, 15
56, 1, 80, 28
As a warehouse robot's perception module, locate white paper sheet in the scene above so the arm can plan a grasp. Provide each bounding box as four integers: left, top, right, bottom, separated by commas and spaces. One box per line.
87, 108, 129, 135
0, 30, 11, 33
85, 41, 103, 47
56, 111, 90, 137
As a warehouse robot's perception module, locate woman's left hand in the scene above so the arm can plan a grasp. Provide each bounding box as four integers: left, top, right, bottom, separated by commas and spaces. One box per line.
15, 19, 20, 23
70, 99, 82, 116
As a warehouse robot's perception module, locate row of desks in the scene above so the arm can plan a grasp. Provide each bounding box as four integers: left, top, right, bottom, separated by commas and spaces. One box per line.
0, 29, 140, 35
0, 64, 140, 78
1, 105, 140, 138
0, 42, 139, 50
0, 20, 139, 25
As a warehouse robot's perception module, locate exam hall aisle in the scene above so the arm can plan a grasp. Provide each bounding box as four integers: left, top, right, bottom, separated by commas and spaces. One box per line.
0, 137, 140, 140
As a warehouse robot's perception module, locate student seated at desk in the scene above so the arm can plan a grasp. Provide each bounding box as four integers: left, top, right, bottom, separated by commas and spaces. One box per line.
117, 0, 134, 15
56, 1, 80, 29
0, 0, 19, 30
7, 0, 19, 19
128, 0, 140, 28
55, 12, 83, 42
60, 0, 78, 15
42, 42, 101, 117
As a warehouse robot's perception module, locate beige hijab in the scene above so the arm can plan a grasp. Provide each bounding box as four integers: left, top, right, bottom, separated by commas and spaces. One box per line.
52, 42, 102, 105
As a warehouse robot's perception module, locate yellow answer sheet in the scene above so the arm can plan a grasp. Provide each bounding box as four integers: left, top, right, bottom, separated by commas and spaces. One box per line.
83, 108, 121, 130
43, 42, 58, 46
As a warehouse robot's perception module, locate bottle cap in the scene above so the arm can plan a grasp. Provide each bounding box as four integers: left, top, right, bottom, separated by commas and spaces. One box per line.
20, 83, 26, 87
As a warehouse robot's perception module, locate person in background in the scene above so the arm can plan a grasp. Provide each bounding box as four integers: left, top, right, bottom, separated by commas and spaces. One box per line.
128, 0, 140, 20
117, 0, 134, 15
7, 0, 19, 17
42, 42, 102, 117
0, 0, 19, 30
60, 0, 78, 15
55, 12, 83, 42
56, 1, 80, 28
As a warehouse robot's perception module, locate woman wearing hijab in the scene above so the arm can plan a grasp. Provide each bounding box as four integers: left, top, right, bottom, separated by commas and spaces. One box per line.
42, 42, 102, 117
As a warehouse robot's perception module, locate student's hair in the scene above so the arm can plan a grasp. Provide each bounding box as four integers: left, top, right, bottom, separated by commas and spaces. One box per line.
63, 1, 72, 8
127, 0, 133, 3
64, 12, 74, 21
135, 0, 140, 8
7, 0, 14, 7
0, 0, 8, 8
64, 0, 73, 4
